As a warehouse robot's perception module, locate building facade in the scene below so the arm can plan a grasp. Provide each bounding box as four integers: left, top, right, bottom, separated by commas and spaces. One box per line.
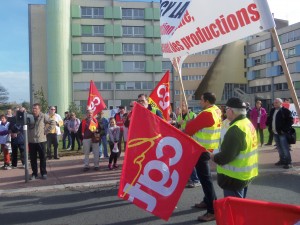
246, 21, 300, 111
29, 0, 299, 115
29, 0, 173, 114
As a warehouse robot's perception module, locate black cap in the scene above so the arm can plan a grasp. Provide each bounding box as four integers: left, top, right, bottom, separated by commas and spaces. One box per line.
226, 98, 246, 109
119, 105, 125, 109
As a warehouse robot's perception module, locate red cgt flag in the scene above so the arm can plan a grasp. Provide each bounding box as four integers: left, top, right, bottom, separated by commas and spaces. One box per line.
149, 71, 171, 121
118, 103, 205, 221
214, 197, 300, 225
87, 80, 106, 116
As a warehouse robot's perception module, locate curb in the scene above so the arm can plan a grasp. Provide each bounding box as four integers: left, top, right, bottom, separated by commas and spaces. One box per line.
0, 179, 120, 196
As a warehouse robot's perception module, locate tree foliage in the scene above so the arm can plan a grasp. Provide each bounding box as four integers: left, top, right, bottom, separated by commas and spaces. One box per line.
33, 87, 48, 113
69, 102, 83, 119
21, 101, 31, 111
0, 84, 9, 104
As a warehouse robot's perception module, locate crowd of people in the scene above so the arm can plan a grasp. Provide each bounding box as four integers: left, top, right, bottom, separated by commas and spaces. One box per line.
0, 94, 295, 223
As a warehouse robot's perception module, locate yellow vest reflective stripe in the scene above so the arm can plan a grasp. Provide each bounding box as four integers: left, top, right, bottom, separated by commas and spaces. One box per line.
150, 106, 158, 115
217, 118, 258, 181
177, 111, 196, 130
193, 105, 222, 150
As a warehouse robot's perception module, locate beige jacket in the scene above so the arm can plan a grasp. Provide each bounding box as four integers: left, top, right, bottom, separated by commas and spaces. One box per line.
28, 113, 54, 143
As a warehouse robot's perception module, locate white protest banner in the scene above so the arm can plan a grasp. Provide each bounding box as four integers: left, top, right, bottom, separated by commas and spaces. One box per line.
161, 0, 275, 59
160, 1, 191, 46
282, 103, 300, 127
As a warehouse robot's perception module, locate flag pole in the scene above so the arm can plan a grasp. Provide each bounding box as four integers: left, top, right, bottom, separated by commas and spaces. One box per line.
174, 57, 188, 109
270, 27, 300, 117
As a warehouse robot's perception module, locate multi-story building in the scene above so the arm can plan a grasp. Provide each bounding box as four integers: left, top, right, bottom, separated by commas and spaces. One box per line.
29, 0, 299, 115
29, 0, 173, 114
246, 21, 300, 111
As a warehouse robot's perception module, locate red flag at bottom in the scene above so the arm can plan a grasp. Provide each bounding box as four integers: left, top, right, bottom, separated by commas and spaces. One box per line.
118, 103, 206, 221
214, 197, 300, 225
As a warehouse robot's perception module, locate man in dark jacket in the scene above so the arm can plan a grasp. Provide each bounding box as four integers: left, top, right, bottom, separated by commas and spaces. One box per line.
9, 108, 25, 168
268, 98, 293, 169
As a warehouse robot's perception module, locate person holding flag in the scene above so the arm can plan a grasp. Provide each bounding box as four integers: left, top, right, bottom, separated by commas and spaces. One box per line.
185, 92, 222, 222
148, 71, 171, 121
78, 110, 100, 171
137, 93, 163, 118
87, 80, 107, 117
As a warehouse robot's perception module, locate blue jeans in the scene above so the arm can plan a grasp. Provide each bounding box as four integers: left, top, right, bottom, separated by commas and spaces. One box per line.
196, 152, 217, 214
190, 167, 200, 183
99, 135, 108, 157
274, 133, 291, 164
224, 186, 247, 198
62, 130, 71, 149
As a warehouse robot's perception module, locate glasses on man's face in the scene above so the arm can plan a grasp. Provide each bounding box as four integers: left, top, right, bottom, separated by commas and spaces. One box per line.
51, 108, 55, 110
138, 99, 146, 103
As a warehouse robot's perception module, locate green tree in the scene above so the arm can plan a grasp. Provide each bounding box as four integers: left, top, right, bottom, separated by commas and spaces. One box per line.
33, 87, 48, 113
0, 84, 9, 104
21, 101, 30, 111
69, 102, 83, 119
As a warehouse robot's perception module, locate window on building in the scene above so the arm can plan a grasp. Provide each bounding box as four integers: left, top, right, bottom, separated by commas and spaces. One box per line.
248, 39, 271, 54
279, 28, 300, 44
182, 62, 212, 68
73, 82, 90, 91
135, 82, 141, 90
126, 82, 135, 90
122, 8, 144, 20
94, 61, 105, 72
93, 26, 104, 36
82, 61, 105, 72
162, 61, 172, 72
82, 43, 104, 55
274, 83, 288, 90
294, 81, 300, 89
81, 7, 104, 18
82, 43, 93, 54
82, 61, 93, 72
82, 25, 104, 36
102, 82, 112, 90
122, 26, 145, 37
116, 82, 126, 90
142, 81, 154, 90
123, 43, 145, 55
123, 61, 145, 72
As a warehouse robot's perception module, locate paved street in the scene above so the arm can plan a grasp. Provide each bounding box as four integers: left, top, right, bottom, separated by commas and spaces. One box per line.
0, 144, 299, 225
0, 172, 299, 225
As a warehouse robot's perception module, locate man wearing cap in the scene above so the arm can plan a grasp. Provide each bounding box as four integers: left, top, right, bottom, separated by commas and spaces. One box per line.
185, 92, 222, 222
211, 97, 258, 199
114, 106, 126, 156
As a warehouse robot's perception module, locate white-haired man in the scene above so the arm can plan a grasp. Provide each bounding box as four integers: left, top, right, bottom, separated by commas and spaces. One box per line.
211, 97, 258, 198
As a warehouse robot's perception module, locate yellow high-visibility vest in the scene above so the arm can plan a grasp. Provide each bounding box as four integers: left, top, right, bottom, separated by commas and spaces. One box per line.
217, 118, 258, 181
193, 105, 222, 151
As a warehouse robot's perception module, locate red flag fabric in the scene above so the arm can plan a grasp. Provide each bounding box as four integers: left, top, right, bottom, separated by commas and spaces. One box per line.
87, 80, 106, 116
149, 71, 171, 121
118, 103, 205, 221
214, 197, 300, 225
